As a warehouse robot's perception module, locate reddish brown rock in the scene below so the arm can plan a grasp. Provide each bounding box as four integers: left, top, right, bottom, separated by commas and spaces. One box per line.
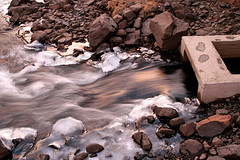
74, 152, 88, 160
168, 117, 185, 127
125, 30, 140, 45
122, 8, 136, 21
31, 31, 48, 43
156, 125, 175, 138
150, 11, 188, 51
88, 14, 117, 50
196, 115, 231, 137
141, 19, 152, 36
179, 122, 196, 137
153, 106, 178, 122
86, 143, 104, 154
217, 145, 240, 159
180, 139, 203, 157
132, 131, 152, 150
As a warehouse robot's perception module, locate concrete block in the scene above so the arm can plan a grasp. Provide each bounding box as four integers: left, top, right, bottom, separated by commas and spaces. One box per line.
180, 35, 240, 103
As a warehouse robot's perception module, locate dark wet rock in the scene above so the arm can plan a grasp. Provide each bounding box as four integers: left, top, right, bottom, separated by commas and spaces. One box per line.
150, 11, 188, 51
156, 125, 175, 138
0, 140, 12, 160
180, 139, 203, 157
179, 122, 196, 137
132, 131, 152, 150
125, 30, 140, 45
153, 106, 178, 122
168, 117, 185, 127
146, 115, 155, 124
31, 31, 48, 43
134, 152, 147, 160
8, 6, 34, 19
141, 19, 152, 36
122, 8, 136, 21
217, 145, 240, 159
74, 152, 88, 160
89, 153, 97, 158
33, 154, 50, 160
86, 143, 104, 154
88, 14, 117, 50
196, 115, 231, 137
207, 156, 225, 160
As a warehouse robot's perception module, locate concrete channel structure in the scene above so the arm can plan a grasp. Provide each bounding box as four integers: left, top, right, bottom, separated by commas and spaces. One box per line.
181, 35, 240, 103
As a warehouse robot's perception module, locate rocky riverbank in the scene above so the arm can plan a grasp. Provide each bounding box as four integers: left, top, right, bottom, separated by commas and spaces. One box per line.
1, 0, 240, 160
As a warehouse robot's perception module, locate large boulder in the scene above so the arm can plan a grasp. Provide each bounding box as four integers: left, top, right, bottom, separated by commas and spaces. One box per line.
88, 14, 117, 50
150, 11, 189, 51
196, 115, 231, 137
217, 145, 240, 159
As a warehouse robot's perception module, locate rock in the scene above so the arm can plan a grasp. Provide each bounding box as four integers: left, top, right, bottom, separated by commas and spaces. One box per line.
86, 143, 104, 154
31, 31, 48, 43
116, 29, 127, 36
216, 109, 228, 115
146, 115, 155, 124
209, 148, 217, 155
207, 156, 225, 160
110, 36, 123, 44
196, 115, 231, 137
88, 14, 117, 50
113, 14, 123, 24
153, 106, 178, 122
199, 153, 207, 160
89, 153, 97, 158
132, 131, 152, 150
171, 2, 191, 20
34, 154, 50, 160
54, 0, 73, 9
74, 152, 88, 160
63, 4, 72, 11
212, 137, 223, 147
125, 28, 136, 33
141, 19, 152, 36
133, 17, 141, 29
168, 117, 185, 127
122, 8, 137, 21
0, 140, 12, 159
217, 145, 240, 159
235, 115, 240, 126
203, 141, 211, 151
118, 19, 127, 29
196, 27, 215, 36
9, 0, 31, 8
156, 125, 175, 138
179, 122, 196, 137
180, 139, 203, 157
125, 30, 140, 45
8, 6, 34, 17
150, 11, 189, 51
129, 3, 143, 13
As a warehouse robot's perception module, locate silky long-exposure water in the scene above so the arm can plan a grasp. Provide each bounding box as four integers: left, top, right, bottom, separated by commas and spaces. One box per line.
0, 2, 200, 159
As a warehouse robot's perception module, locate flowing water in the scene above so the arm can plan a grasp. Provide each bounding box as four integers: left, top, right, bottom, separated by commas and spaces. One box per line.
0, 2, 200, 159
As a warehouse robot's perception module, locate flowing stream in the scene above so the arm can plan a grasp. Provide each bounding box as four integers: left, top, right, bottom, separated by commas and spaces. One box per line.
0, 1, 201, 159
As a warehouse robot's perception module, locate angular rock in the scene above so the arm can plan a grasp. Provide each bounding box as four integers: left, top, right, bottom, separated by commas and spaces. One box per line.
74, 152, 88, 160
156, 125, 175, 138
31, 31, 48, 43
9, 0, 31, 8
122, 8, 137, 21
133, 17, 141, 29
180, 139, 203, 157
141, 19, 152, 36
119, 19, 127, 29
146, 115, 155, 124
110, 36, 123, 44
86, 143, 104, 154
153, 106, 178, 122
150, 11, 188, 51
179, 122, 196, 137
212, 137, 223, 147
217, 145, 240, 159
116, 29, 127, 36
125, 30, 140, 45
34, 154, 50, 160
207, 156, 225, 160
0, 140, 12, 159
132, 131, 152, 150
88, 14, 117, 50
54, 0, 73, 9
196, 115, 231, 137
235, 115, 240, 126
129, 3, 143, 13
113, 14, 123, 24
168, 117, 185, 127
